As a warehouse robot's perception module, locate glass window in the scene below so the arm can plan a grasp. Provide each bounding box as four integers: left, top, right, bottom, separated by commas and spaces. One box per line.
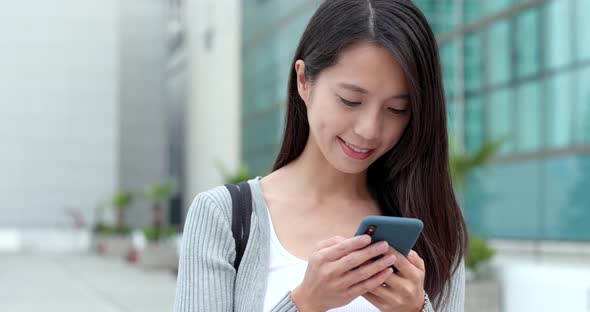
464, 32, 482, 92
515, 8, 540, 78
516, 81, 542, 152
546, 73, 574, 148
546, 0, 572, 69
447, 98, 457, 139
487, 20, 511, 86
463, 0, 483, 23
439, 41, 456, 98
578, 0, 590, 61
464, 95, 484, 154
483, 0, 515, 17
578, 67, 590, 143
486, 89, 513, 154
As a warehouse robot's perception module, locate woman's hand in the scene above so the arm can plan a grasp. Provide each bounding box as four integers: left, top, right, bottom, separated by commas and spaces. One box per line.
362, 249, 426, 312
290, 235, 396, 312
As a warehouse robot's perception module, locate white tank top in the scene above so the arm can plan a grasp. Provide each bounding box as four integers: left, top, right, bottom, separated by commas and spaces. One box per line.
263, 208, 379, 312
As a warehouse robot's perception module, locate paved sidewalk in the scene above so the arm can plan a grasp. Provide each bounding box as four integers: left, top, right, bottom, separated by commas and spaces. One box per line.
0, 253, 177, 312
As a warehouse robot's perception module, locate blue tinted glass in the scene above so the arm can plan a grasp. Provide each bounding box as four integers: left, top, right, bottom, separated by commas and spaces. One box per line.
486, 89, 513, 154
515, 9, 540, 78
579, 67, 590, 143
546, 0, 572, 69
464, 33, 482, 92
464, 161, 542, 239
440, 41, 456, 98
579, 0, 590, 61
447, 98, 456, 138
516, 81, 542, 151
544, 154, 590, 240
464, 95, 483, 154
487, 20, 511, 86
547, 73, 574, 148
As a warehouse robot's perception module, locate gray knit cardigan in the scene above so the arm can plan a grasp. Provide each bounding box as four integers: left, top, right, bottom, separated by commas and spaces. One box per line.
173, 178, 465, 311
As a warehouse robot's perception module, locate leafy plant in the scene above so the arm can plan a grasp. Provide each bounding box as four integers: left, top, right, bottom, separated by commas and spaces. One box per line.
143, 181, 177, 228
449, 138, 504, 190
93, 224, 131, 235
143, 225, 177, 241
465, 234, 495, 278
111, 190, 133, 232
449, 138, 504, 279
216, 161, 256, 184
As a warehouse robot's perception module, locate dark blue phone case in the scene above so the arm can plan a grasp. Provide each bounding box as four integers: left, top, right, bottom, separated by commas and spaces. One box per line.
354, 215, 423, 257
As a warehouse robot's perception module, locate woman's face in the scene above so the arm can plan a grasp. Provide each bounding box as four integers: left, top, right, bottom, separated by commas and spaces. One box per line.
296, 41, 411, 174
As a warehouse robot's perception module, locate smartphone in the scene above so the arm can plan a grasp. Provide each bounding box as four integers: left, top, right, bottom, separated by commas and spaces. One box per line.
354, 215, 423, 258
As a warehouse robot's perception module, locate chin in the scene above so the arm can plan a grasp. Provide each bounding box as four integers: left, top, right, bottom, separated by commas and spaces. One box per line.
329, 158, 372, 175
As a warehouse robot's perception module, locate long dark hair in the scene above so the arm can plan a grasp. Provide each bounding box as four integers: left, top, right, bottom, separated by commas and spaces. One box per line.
272, 0, 467, 308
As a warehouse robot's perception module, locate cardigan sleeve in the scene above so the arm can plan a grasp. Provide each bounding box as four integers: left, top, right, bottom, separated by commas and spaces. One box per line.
173, 191, 237, 311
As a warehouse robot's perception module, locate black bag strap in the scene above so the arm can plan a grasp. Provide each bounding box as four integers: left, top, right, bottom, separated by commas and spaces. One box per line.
224, 181, 253, 271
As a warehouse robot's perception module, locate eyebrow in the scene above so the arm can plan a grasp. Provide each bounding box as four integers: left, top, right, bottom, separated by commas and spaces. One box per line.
338, 82, 410, 100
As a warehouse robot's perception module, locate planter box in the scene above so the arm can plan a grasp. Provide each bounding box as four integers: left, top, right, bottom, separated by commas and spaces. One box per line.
138, 240, 177, 271
91, 233, 132, 259
465, 279, 501, 312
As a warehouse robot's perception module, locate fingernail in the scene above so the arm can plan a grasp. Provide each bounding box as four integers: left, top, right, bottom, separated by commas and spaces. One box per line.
358, 235, 370, 243
388, 267, 394, 273
378, 241, 388, 251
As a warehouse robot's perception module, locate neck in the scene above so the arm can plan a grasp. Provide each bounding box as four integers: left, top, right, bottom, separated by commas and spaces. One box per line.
278, 136, 371, 202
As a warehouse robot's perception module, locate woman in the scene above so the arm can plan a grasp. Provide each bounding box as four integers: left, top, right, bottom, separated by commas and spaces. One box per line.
174, 0, 467, 311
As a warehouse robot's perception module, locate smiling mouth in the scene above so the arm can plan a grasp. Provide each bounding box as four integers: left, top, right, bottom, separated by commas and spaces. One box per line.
338, 137, 376, 159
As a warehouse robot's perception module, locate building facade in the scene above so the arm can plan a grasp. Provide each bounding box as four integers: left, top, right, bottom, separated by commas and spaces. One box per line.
241, 0, 590, 241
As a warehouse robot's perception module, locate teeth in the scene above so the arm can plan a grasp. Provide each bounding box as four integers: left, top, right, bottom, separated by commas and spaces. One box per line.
345, 141, 370, 153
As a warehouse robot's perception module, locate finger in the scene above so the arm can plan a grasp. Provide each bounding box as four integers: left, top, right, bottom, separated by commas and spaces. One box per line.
387, 247, 420, 280
335, 241, 391, 273
408, 250, 425, 272
340, 253, 396, 286
314, 236, 346, 252
315, 235, 371, 263
348, 267, 393, 298
371, 270, 405, 295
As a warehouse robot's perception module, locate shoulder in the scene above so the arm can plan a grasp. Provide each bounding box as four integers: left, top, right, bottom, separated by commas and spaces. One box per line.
184, 185, 233, 230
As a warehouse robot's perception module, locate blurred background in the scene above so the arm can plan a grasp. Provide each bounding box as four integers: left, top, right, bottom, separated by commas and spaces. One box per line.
0, 0, 588, 311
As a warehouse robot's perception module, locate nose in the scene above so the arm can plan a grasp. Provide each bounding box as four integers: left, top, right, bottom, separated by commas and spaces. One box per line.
353, 108, 381, 142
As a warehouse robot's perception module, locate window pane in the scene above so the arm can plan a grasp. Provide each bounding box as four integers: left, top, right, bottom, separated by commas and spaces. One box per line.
516, 82, 542, 152
487, 20, 511, 86
578, 0, 590, 61
515, 9, 540, 78
546, 0, 572, 69
447, 98, 457, 138
464, 32, 482, 92
487, 89, 513, 154
465, 95, 484, 154
579, 67, 590, 143
463, 0, 483, 23
440, 41, 456, 98
547, 73, 573, 148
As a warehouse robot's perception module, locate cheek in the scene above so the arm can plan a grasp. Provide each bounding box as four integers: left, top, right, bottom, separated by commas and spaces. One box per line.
307, 96, 343, 136
383, 119, 410, 149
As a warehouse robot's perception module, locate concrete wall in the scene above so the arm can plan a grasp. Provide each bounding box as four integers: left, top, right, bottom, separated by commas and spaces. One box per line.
118, 0, 169, 228
184, 0, 241, 212
0, 0, 119, 227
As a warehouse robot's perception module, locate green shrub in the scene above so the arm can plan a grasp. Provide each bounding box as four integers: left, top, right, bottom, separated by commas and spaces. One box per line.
466, 234, 495, 273
143, 226, 177, 241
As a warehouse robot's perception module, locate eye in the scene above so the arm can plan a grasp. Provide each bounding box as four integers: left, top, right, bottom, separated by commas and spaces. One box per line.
388, 107, 408, 115
339, 96, 361, 107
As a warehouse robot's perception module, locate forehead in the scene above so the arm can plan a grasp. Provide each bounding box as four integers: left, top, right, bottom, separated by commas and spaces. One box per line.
318, 41, 409, 95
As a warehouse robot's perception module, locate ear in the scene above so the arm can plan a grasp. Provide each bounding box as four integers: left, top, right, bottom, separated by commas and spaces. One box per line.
294, 60, 310, 105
